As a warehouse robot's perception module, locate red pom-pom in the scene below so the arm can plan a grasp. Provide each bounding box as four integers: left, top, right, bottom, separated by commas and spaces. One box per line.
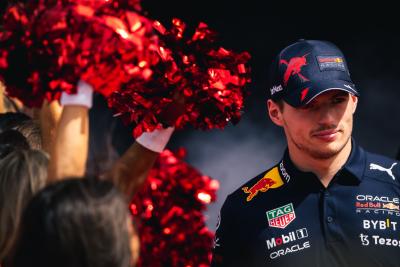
0, 0, 157, 107
131, 149, 219, 267
108, 19, 251, 138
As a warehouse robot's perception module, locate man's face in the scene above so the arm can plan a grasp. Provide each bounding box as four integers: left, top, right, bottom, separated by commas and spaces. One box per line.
268, 90, 358, 159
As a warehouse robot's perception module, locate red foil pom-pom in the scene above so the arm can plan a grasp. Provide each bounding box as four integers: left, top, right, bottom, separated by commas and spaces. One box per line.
131, 149, 219, 267
0, 0, 157, 107
108, 18, 251, 138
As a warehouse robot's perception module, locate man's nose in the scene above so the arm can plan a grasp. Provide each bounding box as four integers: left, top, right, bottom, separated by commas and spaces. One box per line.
317, 105, 336, 125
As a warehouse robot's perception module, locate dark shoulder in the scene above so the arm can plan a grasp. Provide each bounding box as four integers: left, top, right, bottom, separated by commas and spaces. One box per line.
364, 150, 400, 185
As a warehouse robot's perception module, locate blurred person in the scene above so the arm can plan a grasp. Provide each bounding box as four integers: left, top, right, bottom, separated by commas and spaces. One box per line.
0, 112, 31, 132
0, 82, 32, 115
11, 118, 42, 149
0, 149, 49, 266
40, 80, 182, 266
13, 177, 138, 267
1, 83, 62, 153
0, 129, 30, 159
0, 112, 42, 149
0, 83, 6, 113
49, 80, 182, 199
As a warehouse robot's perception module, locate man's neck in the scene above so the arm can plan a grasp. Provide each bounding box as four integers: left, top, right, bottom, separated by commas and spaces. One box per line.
288, 139, 352, 188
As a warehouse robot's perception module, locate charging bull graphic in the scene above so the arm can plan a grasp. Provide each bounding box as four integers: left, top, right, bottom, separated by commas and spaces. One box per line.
242, 166, 284, 202
280, 54, 309, 86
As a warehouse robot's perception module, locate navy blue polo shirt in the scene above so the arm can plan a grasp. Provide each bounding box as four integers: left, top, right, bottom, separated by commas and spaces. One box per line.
211, 141, 400, 267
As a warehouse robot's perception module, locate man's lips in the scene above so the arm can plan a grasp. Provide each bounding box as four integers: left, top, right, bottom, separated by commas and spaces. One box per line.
312, 129, 340, 142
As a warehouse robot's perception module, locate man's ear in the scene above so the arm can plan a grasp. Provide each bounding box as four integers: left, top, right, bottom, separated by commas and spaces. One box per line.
351, 95, 358, 114
267, 99, 284, 127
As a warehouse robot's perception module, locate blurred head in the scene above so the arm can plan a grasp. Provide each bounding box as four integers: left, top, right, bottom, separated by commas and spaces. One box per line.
11, 119, 42, 150
13, 178, 137, 267
0, 112, 31, 132
0, 112, 42, 150
0, 149, 49, 263
0, 129, 30, 159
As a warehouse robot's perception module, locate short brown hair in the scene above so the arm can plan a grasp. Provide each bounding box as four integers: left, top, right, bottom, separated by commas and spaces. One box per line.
273, 99, 285, 111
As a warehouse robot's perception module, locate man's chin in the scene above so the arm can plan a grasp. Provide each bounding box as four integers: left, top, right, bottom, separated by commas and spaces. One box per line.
309, 147, 342, 160
308, 138, 350, 159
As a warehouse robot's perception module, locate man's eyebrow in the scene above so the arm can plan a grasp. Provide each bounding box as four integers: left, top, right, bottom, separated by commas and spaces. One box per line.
333, 91, 349, 97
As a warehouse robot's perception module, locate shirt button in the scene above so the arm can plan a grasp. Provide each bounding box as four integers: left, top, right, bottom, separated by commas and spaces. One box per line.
327, 216, 334, 223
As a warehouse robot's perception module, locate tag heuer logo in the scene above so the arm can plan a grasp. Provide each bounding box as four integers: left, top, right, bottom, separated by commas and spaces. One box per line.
266, 203, 296, 229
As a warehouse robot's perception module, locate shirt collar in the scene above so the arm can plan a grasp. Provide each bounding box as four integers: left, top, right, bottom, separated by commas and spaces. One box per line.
341, 139, 366, 183
279, 139, 366, 186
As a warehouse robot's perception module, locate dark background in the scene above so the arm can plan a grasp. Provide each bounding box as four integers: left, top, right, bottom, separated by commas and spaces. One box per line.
2, 1, 399, 230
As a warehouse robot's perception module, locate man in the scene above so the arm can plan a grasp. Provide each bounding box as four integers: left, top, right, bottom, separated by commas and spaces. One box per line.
211, 39, 400, 267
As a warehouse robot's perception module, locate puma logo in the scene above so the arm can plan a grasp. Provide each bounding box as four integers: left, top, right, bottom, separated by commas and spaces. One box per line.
370, 162, 398, 180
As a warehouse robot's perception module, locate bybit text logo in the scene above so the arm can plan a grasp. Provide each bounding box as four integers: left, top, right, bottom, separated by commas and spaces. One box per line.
363, 219, 397, 231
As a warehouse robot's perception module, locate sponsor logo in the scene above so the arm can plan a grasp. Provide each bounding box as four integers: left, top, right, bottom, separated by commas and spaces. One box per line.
300, 88, 309, 102
356, 208, 400, 217
384, 203, 400, 210
360, 234, 369, 246
242, 167, 284, 202
363, 219, 398, 231
213, 213, 221, 249
270, 85, 283, 95
355, 195, 400, 216
269, 241, 310, 259
267, 203, 296, 229
370, 162, 398, 180
316, 56, 346, 72
266, 228, 308, 250
360, 234, 400, 248
213, 237, 220, 249
279, 161, 291, 183
356, 195, 399, 203
280, 54, 309, 86
344, 84, 354, 90
215, 212, 221, 230
317, 56, 344, 63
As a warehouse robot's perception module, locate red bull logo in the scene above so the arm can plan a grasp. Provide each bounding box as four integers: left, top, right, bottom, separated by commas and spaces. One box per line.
300, 87, 309, 102
280, 54, 309, 86
383, 203, 400, 211
242, 167, 284, 202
